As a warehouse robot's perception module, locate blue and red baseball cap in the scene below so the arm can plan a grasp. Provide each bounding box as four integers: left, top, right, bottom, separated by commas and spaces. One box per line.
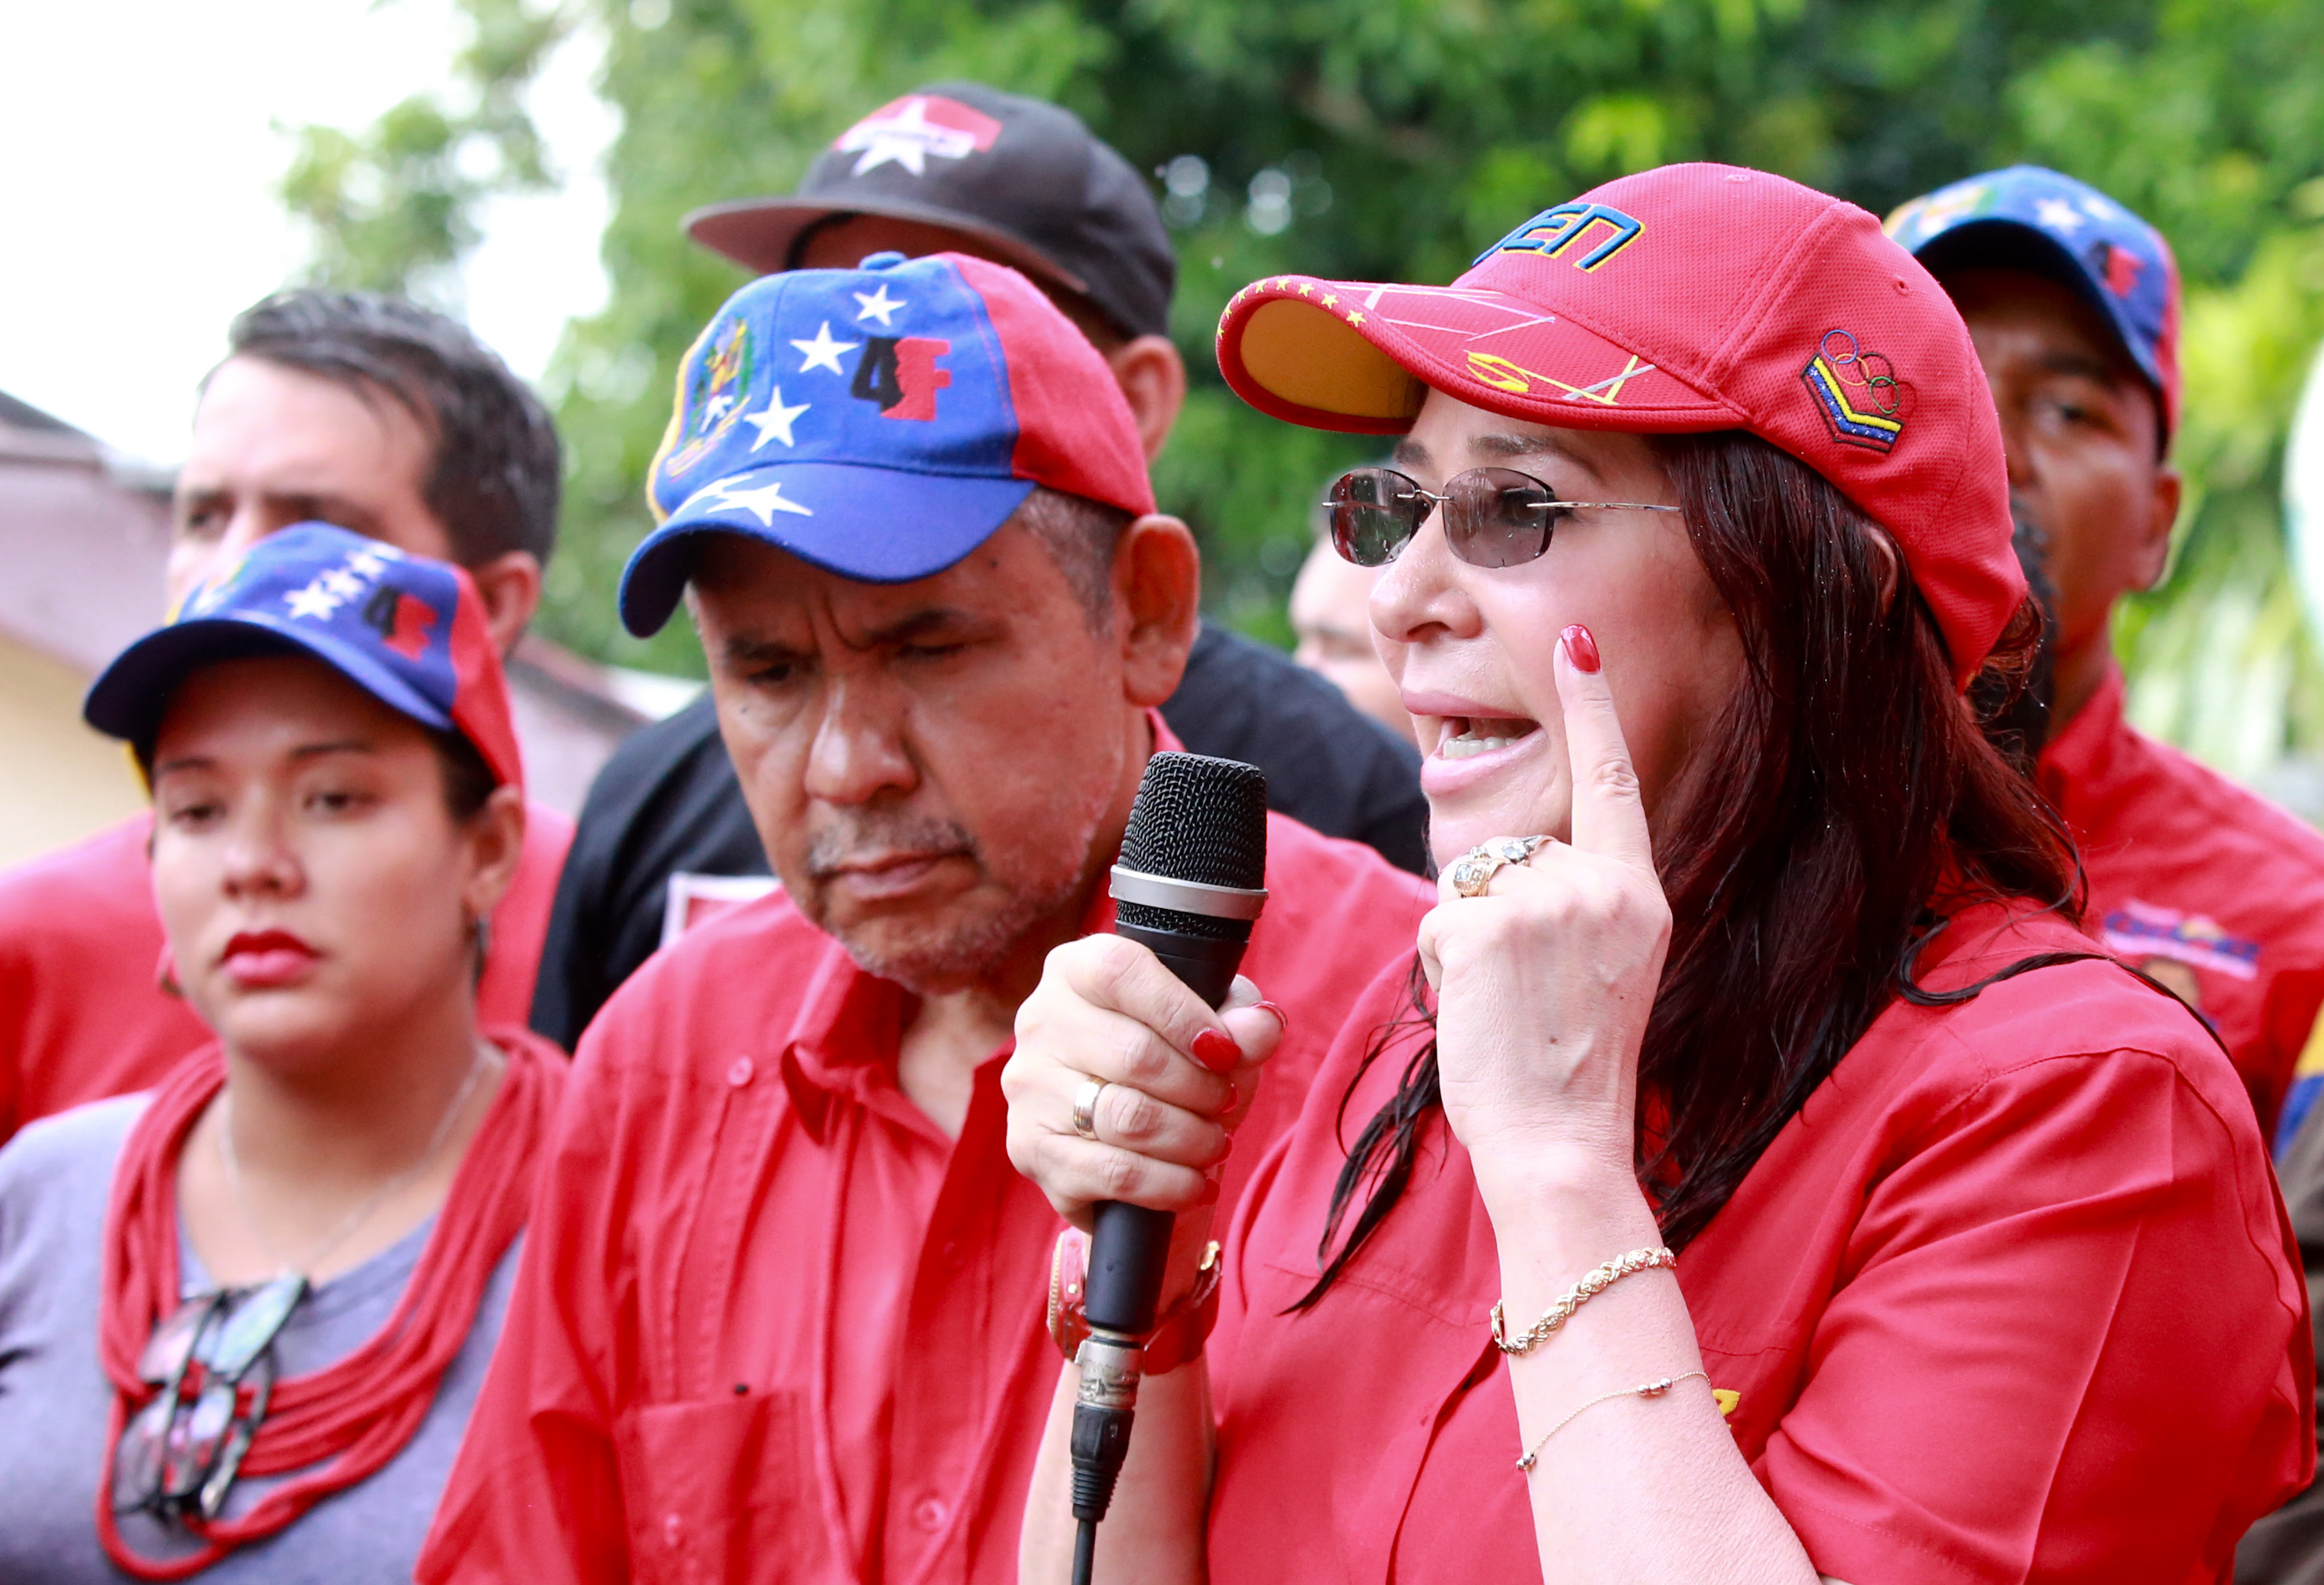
84, 523, 524, 792
618, 249, 1155, 637
1886, 165, 2182, 440
1212, 164, 2022, 687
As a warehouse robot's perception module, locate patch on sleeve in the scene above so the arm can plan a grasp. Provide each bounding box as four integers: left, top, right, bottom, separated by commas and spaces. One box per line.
2100, 899, 2260, 981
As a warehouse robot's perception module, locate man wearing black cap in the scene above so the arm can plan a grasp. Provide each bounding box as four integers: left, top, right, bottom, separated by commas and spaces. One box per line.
529, 83, 1429, 1050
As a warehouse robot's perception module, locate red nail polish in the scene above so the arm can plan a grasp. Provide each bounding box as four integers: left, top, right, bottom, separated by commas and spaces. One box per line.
1223, 1081, 1240, 1112
1192, 1029, 1240, 1071
1561, 624, 1602, 674
1256, 1000, 1288, 1033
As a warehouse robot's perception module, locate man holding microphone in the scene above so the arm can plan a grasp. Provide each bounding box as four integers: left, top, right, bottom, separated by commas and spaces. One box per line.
421, 249, 1432, 1583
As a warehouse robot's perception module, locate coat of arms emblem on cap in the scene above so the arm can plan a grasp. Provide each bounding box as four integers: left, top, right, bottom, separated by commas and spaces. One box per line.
666, 318, 756, 475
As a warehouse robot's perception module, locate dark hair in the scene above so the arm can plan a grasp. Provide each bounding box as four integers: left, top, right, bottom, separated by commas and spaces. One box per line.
1017, 486, 1132, 630
224, 290, 562, 569
428, 727, 499, 823
1973, 501, 2063, 773
1299, 429, 2082, 1303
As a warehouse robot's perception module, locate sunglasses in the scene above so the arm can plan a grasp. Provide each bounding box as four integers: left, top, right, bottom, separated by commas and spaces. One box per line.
110, 1273, 306, 1524
1325, 465, 1683, 569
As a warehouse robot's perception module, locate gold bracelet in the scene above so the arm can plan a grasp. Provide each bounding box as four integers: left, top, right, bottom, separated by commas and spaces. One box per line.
1490, 1247, 1676, 1356
1516, 1370, 1709, 1472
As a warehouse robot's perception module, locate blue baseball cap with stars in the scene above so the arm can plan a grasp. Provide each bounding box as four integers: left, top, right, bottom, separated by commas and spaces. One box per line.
617, 248, 1154, 637
84, 522, 526, 791
1885, 165, 2182, 438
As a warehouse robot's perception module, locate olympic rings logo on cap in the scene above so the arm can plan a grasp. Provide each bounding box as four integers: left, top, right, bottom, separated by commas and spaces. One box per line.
1800, 327, 1908, 454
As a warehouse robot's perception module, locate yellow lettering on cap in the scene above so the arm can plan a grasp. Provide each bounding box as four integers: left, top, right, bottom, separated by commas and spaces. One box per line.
1713, 1388, 1740, 1417
1467, 353, 1533, 393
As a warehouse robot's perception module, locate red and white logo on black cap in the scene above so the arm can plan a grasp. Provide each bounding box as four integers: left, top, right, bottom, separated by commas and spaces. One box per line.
833, 94, 1003, 177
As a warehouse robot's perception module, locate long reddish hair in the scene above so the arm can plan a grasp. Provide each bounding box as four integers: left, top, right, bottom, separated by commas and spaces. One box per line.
1301, 429, 2081, 1300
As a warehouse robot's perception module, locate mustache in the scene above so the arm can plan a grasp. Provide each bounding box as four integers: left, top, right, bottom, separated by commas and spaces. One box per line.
803, 811, 979, 878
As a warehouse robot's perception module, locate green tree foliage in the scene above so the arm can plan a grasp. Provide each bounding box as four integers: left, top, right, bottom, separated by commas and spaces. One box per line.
287, 0, 2324, 785
282, 0, 568, 301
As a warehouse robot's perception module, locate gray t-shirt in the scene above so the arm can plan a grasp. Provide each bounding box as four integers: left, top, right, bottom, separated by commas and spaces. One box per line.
0, 1095, 521, 1583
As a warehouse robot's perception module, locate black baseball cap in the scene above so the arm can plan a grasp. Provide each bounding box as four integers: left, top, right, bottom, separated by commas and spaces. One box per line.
683, 82, 1176, 342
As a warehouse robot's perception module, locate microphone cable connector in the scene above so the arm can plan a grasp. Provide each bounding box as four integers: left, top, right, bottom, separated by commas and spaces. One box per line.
1068, 1332, 1144, 1585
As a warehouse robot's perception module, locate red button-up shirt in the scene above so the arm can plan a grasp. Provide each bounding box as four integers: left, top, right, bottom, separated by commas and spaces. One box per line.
1208, 903, 2311, 1585
2038, 665, 2324, 1140
419, 805, 1433, 1585
0, 806, 574, 1140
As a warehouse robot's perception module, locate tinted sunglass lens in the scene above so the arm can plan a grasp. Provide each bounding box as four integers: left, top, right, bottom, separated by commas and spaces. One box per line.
209, 1275, 305, 1380
1330, 470, 1421, 567
1446, 470, 1556, 569
137, 1297, 214, 1384
199, 1351, 274, 1521
111, 1395, 172, 1514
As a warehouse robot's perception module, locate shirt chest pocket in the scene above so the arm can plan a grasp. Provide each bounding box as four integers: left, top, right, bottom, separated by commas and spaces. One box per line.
616, 1389, 837, 1584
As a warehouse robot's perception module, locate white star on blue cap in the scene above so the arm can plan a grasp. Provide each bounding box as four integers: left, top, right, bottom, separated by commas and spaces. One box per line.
2034, 198, 2085, 234
703, 478, 815, 524
792, 322, 859, 375
741, 387, 811, 450
283, 583, 341, 621
853, 284, 904, 327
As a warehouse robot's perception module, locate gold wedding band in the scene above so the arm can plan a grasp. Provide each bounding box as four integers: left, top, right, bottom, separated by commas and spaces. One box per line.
1070, 1077, 1109, 1141
1449, 835, 1550, 898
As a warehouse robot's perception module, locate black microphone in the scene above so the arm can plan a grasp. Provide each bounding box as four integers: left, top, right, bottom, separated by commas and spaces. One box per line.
1069, 752, 1268, 1585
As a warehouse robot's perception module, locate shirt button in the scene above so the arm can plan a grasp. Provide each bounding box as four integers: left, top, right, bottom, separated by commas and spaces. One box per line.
913, 1495, 948, 1532
663, 1513, 683, 1546
727, 1056, 755, 1087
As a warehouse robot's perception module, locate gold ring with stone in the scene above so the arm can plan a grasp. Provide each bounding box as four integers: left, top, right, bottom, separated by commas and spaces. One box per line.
1071, 1077, 1110, 1141
1449, 836, 1551, 899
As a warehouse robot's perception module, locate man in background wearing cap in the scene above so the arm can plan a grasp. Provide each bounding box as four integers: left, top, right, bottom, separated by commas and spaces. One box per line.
419, 253, 1432, 1584
527, 81, 1430, 1052
0, 290, 575, 1142
1897, 175, 2324, 1583
1894, 167, 2324, 1147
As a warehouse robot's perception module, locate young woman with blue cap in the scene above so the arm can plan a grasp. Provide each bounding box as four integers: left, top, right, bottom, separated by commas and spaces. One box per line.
0, 523, 564, 1581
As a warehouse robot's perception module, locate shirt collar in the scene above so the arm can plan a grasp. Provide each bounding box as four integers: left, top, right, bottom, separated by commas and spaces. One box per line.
2035, 660, 2127, 823
779, 937, 910, 1140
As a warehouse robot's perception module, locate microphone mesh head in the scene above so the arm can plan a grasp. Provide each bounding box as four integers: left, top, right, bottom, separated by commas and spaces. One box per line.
1118, 752, 1268, 890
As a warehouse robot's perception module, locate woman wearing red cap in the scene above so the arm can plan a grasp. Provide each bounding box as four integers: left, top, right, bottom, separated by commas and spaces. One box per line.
0, 523, 563, 1582
1003, 167, 2308, 1584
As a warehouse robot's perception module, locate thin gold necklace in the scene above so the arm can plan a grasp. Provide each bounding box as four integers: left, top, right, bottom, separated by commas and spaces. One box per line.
216, 1040, 497, 1278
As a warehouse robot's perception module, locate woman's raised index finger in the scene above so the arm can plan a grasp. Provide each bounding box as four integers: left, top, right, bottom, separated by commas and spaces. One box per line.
1555, 625, 1655, 873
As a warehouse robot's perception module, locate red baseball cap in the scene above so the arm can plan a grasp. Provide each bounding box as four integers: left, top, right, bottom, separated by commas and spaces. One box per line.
1214, 163, 2023, 685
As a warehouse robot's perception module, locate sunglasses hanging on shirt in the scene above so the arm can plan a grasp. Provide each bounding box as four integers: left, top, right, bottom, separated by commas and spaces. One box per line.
1324, 465, 1683, 570
109, 1274, 307, 1524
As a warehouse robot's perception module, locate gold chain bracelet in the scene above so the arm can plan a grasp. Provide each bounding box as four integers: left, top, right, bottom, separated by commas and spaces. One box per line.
1517, 1370, 1708, 1472
1490, 1247, 1676, 1356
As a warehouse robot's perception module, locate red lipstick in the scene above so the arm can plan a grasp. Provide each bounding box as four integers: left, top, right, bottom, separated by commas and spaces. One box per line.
218, 929, 320, 990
